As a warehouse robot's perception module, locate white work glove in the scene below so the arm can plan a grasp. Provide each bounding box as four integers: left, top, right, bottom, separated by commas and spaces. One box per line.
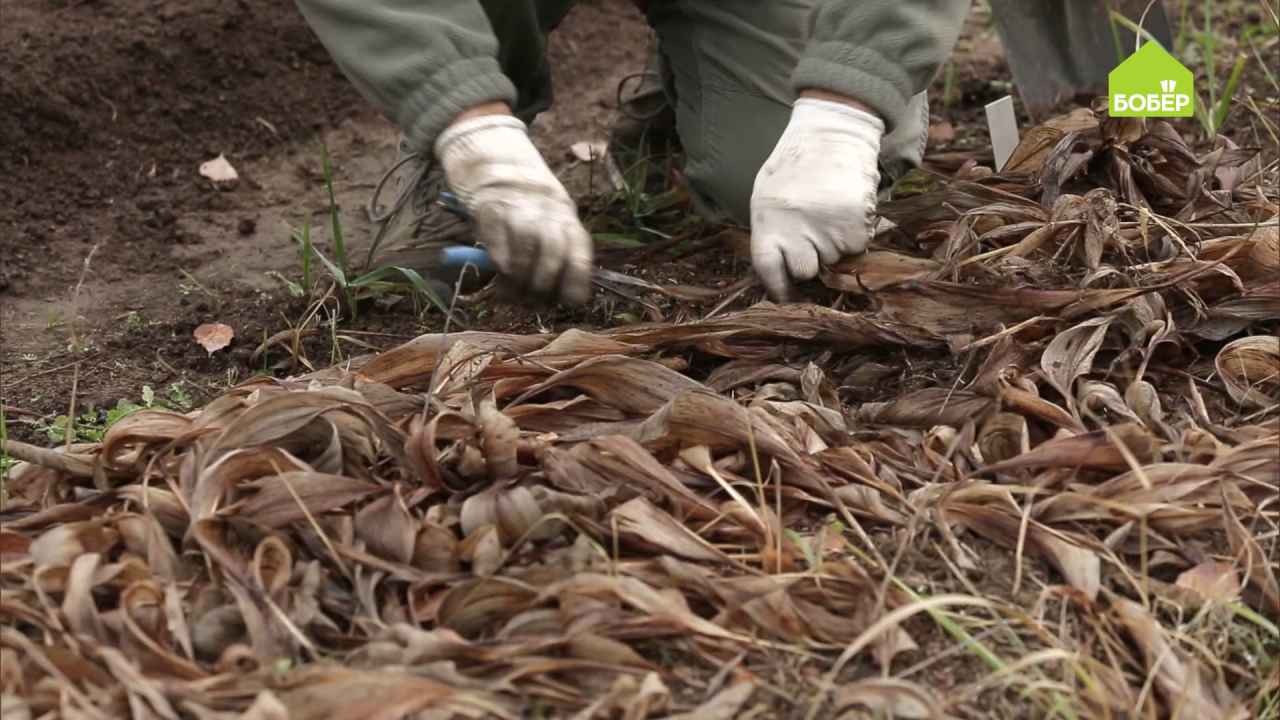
750, 98, 885, 301
435, 114, 594, 304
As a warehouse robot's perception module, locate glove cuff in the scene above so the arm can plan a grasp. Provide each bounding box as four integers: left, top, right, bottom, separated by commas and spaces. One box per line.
434, 114, 529, 161
791, 98, 886, 137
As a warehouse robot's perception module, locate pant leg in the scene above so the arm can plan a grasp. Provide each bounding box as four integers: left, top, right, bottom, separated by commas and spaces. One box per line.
646, 0, 929, 226
478, 0, 577, 122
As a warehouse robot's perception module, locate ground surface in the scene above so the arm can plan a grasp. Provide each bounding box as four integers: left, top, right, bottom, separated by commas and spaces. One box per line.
1, 1, 1273, 431
2, 2, 1277, 719
1, 0, 1039, 434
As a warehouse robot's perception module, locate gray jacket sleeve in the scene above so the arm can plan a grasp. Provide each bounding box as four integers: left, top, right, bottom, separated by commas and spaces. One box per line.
794, 1, 970, 133
293, 0, 517, 153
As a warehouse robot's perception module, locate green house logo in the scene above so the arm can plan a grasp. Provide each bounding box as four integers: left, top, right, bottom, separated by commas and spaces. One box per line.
1108, 42, 1195, 117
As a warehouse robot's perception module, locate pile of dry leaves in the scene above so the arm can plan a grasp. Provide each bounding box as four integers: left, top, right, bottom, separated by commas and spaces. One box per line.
2, 109, 1277, 719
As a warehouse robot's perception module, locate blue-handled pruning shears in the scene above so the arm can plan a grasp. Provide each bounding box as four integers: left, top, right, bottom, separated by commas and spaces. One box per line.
433, 192, 659, 307
433, 191, 496, 275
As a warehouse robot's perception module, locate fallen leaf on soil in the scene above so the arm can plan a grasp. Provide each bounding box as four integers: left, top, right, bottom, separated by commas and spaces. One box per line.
193, 322, 235, 354
198, 153, 239, 182
569, 140, 608, 163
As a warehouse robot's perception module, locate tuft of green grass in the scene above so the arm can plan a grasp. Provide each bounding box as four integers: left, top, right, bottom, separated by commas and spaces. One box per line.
1181, 0, 1256, 137
294, 145, 452, 321
35, 383, 193, 445
1194, 50, 1249, 136
319, 143, 355, 315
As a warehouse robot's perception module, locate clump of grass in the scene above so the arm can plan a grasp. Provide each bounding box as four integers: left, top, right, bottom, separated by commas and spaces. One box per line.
35, 383, 192, 445
291, 143, 451, 322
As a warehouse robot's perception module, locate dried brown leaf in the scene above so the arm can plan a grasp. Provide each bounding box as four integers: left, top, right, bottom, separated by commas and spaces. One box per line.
942, 503, 1100, 599
834, 678, 942, 719
228, 472, 381, 528
982, 422, 1158, 474
513, 355, 707, 416
609, 497, 731, 564
1215, 335, 1280, 409
1112, 598, 1248, 719
194, 322, 235, 354
1041, 316, 1112, 412
1175, 561, 1242, 604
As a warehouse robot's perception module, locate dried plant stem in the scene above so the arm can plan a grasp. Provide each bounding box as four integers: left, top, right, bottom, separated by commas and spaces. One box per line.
0, 438, 96, 477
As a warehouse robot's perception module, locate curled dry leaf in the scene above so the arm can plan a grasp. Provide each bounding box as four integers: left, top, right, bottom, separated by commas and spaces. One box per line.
1041, 316, 1111, 413
981, 422, 1159, 475
1215, 336, 1280, 409
477, 397, 520, 480
834, 678, 942, 720
460, 485, 551, 545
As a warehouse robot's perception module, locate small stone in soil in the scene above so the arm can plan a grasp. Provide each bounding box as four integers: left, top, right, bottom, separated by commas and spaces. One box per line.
238, 217, 256, 236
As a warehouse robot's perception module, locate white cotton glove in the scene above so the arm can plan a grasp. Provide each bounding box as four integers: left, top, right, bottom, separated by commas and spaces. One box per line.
435, 114, 594, 304
750, 98, 885, 301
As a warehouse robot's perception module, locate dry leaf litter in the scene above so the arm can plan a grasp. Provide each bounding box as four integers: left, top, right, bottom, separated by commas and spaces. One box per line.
3, 109, 1277, 719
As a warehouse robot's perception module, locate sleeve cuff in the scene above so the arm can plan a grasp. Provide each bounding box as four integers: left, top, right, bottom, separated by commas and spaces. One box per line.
792, 43, 915, 135
400, 57, 518, 154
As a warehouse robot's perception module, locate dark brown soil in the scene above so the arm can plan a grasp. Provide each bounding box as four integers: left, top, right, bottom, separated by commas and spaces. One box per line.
0, 0, 366, 297
0, 0, 657, 432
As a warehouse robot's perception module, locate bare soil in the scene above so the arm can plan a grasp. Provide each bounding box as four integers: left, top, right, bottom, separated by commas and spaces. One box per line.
0, 0, 659, 429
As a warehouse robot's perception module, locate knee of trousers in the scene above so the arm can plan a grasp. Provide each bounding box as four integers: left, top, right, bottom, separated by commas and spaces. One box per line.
679, 89, 931, 227
678, 88, 792, 228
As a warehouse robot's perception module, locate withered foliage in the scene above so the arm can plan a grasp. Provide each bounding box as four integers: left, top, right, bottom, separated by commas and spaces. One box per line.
2, 110, 1277, 719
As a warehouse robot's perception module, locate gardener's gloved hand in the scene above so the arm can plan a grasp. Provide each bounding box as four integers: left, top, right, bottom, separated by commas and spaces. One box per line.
435, 111, 594, 305
749, 96, 885, 301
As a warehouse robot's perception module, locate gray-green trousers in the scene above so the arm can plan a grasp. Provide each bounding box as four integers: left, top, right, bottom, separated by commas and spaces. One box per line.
481, 0, 930, 227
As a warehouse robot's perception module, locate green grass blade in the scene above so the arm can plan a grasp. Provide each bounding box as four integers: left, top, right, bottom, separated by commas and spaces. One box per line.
1, 405, 10, 505
347, 265, 455, 320
1110, 11, 1129, 60
1110, 11, 1167, 51
1194, 91, 1214, 136
319, 142, 355, 317
1213, 54, 1249, 134
1249, 38, 1279, 93
387, 266, 453, 318
300, 237, 347, 289
592, 233, 649, 250
1230, 601, 1280, 638
300, 219, 313, 296
1204, 0, 1217, 111
1175, 0, 1191, 56
319, 143, 347, 274
890, 577, 1006, 672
